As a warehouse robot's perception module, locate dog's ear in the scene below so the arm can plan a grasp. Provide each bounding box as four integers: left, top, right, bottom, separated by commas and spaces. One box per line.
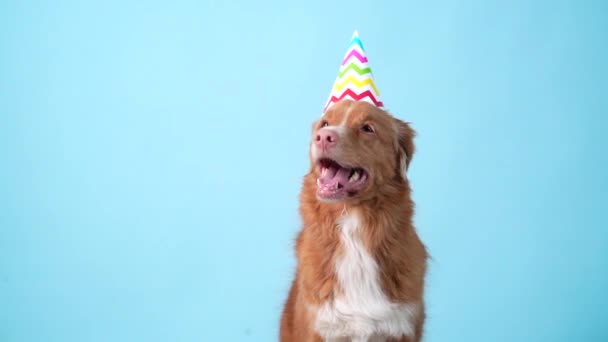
394, 118, 416, 174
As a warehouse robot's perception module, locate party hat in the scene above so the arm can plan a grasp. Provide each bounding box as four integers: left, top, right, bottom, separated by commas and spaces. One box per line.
324, 30, 383, 112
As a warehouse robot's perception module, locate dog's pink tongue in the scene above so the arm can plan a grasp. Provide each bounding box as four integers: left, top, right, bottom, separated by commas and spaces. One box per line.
333, 167, 351, 185
318, 164, 338, 184
319, 165, 351, 188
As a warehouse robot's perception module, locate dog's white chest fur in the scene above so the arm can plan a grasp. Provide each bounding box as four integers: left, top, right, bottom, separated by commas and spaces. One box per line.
313, 211, 418, 342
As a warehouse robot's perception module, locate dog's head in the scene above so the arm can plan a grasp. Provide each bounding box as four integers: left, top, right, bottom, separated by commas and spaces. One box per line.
310, 100, 415, 203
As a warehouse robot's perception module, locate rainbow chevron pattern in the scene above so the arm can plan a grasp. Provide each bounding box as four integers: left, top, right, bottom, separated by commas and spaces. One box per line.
324, 30, 384, 112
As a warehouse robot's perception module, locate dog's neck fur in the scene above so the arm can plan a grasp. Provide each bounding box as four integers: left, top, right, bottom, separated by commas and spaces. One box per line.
297, 171, 419, 302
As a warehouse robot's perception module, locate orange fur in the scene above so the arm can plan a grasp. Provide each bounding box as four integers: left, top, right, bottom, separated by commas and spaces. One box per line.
281, 100, 428, 342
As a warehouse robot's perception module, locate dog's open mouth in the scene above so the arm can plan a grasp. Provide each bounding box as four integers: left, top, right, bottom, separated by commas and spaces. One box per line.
316, 158, 368, 201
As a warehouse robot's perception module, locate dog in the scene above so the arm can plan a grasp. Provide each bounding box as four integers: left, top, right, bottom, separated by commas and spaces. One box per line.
280, 99, 428, 342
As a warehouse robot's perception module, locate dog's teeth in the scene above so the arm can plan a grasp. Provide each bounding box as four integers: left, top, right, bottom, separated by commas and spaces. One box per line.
350, 170, 360, 182
317, 178, 321, 186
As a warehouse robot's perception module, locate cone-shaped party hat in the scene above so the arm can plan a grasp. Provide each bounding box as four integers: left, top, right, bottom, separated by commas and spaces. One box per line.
324, 31, 383, 112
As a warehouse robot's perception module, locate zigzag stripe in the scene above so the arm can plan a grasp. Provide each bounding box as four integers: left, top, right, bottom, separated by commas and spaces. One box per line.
333, 75, 380, 95
341, 49, 368, 65
338, 63, 372, 77
348, 36, 365, 51
325, 89, 384, 110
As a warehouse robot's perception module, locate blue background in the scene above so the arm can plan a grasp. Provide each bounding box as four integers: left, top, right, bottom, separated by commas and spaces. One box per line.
2, 0, 607, 341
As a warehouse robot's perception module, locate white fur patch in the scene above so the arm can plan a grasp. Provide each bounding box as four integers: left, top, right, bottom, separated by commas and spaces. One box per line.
325, 125, 347, 137
313, 210, 418, 341
340, 104, 355, 126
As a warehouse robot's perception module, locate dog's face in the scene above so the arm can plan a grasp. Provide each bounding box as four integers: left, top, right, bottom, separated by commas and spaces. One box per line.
310, 100, 415, 203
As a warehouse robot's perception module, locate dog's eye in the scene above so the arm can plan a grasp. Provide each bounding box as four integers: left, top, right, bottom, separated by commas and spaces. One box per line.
361, 124, 374, 133
321, 121, 329, 128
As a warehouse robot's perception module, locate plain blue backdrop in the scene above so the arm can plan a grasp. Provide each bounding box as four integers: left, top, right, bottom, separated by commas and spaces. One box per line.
2, 0, 607, 341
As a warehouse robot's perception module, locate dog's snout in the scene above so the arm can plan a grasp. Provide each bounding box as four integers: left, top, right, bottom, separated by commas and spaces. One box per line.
315, 129, 339, 150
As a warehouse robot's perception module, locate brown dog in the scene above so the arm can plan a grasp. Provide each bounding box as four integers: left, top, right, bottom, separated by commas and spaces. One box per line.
280, 100, 428, 342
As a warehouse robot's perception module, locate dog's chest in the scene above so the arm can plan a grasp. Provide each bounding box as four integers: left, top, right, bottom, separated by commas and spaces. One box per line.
313, 212, 418, 341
